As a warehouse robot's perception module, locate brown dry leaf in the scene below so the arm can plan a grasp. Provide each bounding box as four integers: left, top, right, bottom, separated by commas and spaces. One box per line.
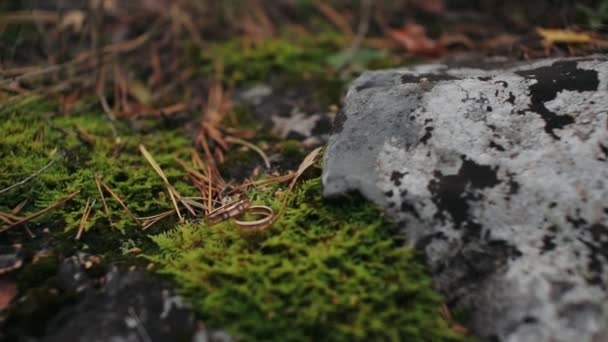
386, 23, 442, 56
480, 34, 519, 49
537, 28, 592, 45
0, 279, 17, 311
439, 33, 474, 49
411, 0, 445, 14
276, 147, 323, 218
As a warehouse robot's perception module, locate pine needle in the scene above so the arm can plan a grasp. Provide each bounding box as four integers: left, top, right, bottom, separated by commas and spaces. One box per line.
95, 175, 114, 229
139, 144, 200, 220
0, 190, 80, 233
99, 179, 139, 224
75, 198, 95, 240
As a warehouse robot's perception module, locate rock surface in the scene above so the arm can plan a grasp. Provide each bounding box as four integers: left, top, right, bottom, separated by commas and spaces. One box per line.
322, 56, 608, 342
42, 256, 200, 342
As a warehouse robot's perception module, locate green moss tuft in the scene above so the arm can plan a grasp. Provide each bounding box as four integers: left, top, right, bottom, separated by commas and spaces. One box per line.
0, 98, 196, 257
200, 33, 345, 87
149, 176, 471, 341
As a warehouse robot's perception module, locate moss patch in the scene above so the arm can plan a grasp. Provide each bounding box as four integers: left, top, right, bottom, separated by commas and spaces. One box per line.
150, 176, 471, 341
0, 97, 196, 257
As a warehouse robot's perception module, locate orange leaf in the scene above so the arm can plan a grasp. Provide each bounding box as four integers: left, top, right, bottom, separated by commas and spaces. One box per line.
386, 23, 442, 56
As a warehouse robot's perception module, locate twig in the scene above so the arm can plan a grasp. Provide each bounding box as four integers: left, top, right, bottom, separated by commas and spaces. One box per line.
0, 153, 64, 195
0, 191, 80, 233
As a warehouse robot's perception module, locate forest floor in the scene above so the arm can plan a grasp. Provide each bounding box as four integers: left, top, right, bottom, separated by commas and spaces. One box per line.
1, 1, 607, 341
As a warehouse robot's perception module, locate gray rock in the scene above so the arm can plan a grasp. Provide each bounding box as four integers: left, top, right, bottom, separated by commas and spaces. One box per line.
44, 261, 197, 342
322, 56, 608, 342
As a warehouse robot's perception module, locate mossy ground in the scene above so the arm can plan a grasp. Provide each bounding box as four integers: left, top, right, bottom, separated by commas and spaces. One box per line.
0, 30, 470, 341
150, 176, 470, 341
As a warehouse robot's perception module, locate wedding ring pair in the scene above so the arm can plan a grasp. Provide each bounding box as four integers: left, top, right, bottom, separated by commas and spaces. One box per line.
205, 198, 274, 230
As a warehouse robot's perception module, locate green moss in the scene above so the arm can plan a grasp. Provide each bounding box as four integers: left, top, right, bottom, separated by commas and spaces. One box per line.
279, 140, 304, 159
199, 33, 345, 87
149, 176, 472, 341
0, 98, 196, 258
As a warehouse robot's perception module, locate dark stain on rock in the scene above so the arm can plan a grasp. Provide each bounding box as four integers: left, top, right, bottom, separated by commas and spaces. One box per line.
401, 201, 421, 219
420, 126, 434, 144
428, 157, 500, 234
489, 141, 506, 151
401, 73, 459, 84
515, 60, 599, 139
507, 174, 520, 195
390, 171, 407, 187
585, 224, 608, 285
355, 79, 385, 92
599, 143, 608, 161
566, 215, 587, 229
331, 109, 347, 134
541, 235, 557, 254
506, 92, 516, 105
478, 76, 492, 81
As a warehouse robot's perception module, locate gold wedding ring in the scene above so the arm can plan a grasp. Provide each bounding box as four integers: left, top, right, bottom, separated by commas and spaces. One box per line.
205, 198, 250, 225
233, 205, 274, 230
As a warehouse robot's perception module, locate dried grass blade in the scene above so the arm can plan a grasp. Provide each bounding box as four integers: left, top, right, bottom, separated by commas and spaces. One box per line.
139, 144, 184, 221
277, 147, 323, 218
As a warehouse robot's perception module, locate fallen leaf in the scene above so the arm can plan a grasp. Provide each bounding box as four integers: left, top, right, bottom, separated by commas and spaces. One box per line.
411, 0, 445, 14
439, 33, 474, 49
537, 28, 592, 45
480, 34, 519, 49
386, 23, 442, 56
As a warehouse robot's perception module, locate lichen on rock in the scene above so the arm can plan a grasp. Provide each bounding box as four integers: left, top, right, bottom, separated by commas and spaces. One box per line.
323, 56, 608, 342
